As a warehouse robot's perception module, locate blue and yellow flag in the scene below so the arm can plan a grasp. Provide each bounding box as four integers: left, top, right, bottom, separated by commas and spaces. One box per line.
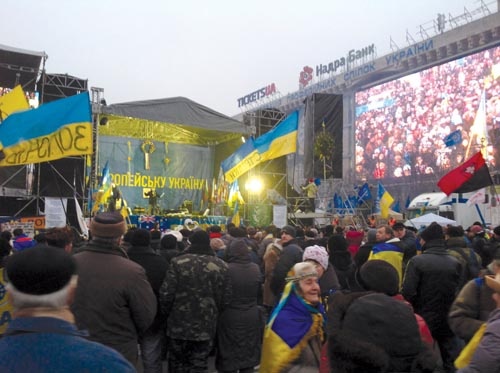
221, 137, 260, 183
92, 161, 113, 214
0, 85, 29, 120
221, 111, 299, 183
260, 281, 325, 373
376, 182, 394, 219
0, 92, 92, 166
254, 111, 298, 162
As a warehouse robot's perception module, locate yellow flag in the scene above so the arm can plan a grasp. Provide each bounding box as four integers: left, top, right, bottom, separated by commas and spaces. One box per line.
0, 85, 29, 120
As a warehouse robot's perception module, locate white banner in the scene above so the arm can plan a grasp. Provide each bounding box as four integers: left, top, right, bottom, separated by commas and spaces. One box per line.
44, 197, 68, 228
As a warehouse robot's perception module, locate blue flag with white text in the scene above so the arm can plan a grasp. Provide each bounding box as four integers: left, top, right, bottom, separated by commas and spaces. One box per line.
443, 129, 462, 147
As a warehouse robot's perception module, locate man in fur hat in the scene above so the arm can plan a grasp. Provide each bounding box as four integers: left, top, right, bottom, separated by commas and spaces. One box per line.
71, 211, 156, 367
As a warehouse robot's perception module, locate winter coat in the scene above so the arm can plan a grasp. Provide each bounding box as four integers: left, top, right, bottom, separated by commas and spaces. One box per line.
270, 239, 303, 297
448, 276, 496, 342
471, 235, 491, 268
0, 317, 136, 372
354, 241, 375, 269
400, 230, 418, 260
330, 250, 356, 291
159, 242, 231, 341
457, 308, 500, 373
447, 236, 482, 289
72, 239, 157, 364
159, 247, 181, 264
319, 264, 340, 303
216, 240, 263, 372
127, 245, 168, 329
402, 239, 461, 337
263, 241, 282, 308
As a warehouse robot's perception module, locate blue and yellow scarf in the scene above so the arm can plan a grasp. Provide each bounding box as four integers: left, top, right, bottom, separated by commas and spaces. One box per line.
260, 281, 325, 373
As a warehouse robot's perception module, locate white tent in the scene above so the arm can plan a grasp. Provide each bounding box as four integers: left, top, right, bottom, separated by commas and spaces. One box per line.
405, 213, 457, 227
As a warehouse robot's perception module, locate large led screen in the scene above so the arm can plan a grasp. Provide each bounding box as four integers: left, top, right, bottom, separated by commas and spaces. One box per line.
355, 45, 500, 186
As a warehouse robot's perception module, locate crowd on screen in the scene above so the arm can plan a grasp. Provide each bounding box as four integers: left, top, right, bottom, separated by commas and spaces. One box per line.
355, 46, 500, 181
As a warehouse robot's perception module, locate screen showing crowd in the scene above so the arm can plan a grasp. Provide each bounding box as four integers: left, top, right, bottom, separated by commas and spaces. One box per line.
354, 45, 500, 182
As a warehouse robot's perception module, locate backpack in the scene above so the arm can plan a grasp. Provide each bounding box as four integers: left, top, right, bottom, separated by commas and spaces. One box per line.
452, 246, 481, 281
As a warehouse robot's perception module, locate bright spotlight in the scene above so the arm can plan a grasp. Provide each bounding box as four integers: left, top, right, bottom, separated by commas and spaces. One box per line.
246, 178, 263, 193
241, 136, 246, 143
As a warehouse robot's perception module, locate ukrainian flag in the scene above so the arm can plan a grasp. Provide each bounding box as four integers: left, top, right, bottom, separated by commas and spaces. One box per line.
255, 111, 298, 162
221, 137, 260, 183
260, 281, 324, 373
0, 92, 92, 166
377, 183, 394, 219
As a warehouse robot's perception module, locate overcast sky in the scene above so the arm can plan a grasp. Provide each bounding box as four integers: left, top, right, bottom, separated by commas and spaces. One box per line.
1, 0, 495, 116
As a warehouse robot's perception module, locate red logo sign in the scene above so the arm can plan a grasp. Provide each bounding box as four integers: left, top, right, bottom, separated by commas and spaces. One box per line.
299, 66, 313, 87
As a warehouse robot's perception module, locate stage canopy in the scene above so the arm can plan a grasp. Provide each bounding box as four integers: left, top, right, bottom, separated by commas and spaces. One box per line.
0, 44, 47, 91
101, 96, 247, 145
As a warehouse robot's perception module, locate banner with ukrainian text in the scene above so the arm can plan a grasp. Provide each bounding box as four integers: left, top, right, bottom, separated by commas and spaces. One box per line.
98, 136, 213, 211
221, 138, 260, 183
0, 92, 92, 166
255, 111, 298, 161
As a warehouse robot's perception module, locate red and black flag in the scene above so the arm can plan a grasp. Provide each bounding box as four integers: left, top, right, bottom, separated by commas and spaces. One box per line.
437, 152, 493, 196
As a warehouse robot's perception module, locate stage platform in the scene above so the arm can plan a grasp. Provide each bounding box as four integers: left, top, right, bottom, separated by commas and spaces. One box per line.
287, 211, 333, 227
288, 212, 333, 219
129, 214, 228, 230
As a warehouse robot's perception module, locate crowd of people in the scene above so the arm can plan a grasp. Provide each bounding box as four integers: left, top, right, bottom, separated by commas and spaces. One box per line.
1, 215, 500, 372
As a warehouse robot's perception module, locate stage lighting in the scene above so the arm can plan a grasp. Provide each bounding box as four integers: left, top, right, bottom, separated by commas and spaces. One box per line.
99, 117, 108, 126
241, 136, 246, 143
246, 177, 263, 194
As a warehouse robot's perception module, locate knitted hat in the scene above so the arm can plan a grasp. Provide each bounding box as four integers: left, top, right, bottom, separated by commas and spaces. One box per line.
189, 230, 210, 246
286, 261, 318, 282
281, 225, 296, 238
130, 229, 151, 246
165, 230, 183, 242
210, 238, 226, 251
90, 212, 126, 238
6, 246, 76, 295
357, 260, 400, 296
470, 225, 484, 235
160, 234, 177, 250
303, 245, 329, 271
419, 222, 444, 241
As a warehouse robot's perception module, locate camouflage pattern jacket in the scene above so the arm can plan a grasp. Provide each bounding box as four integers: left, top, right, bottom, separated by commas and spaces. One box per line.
159, 243, 231, 341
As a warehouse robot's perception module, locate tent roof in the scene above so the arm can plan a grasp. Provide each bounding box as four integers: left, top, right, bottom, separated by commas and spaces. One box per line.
405, 213, 457, 227
0, 44, 47, 91
101, 96, 247, 146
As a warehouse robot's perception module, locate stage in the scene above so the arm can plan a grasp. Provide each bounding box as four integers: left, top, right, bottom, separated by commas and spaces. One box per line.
129, 214, 229, 231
